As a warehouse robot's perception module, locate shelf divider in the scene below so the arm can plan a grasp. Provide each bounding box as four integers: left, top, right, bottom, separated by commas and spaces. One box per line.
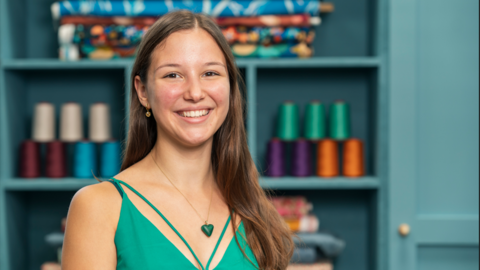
2, 57, 381, 70
260, 176, 379, 190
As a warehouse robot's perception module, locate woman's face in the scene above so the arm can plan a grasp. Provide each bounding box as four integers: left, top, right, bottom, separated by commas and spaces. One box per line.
136, 28, 230, 147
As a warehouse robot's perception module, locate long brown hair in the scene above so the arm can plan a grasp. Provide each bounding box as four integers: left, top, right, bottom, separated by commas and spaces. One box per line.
122, 10, 294, 269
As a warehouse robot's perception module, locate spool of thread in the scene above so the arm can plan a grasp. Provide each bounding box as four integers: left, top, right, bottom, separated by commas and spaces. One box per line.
32, 102, 55, 142
19, 140, 41, 178
100, 140, 121, 178
329, 101, 350, 140
316, 139, 339, 177
73, 140, 96, 178
304, 100, 326, 140
89, 103, 111, 142
60, 102, 83, 142
45, 141, 67, 178
266, 138, 285, 177
343, 139, 364, 177
291, 139, 311, 177
276, 101, 299, 141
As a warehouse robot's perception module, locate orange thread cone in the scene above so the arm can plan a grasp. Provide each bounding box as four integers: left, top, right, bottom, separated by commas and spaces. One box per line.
343, 139, 364, 177
316, 139, 339, 177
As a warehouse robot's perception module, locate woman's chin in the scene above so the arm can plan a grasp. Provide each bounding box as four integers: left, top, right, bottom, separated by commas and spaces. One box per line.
177, 133, 212, 147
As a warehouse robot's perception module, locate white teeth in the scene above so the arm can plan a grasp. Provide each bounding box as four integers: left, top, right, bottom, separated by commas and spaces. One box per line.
180, 110, 209, 118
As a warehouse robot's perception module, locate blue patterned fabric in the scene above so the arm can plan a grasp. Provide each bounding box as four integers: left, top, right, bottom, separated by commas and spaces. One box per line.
52, 0, 320, 18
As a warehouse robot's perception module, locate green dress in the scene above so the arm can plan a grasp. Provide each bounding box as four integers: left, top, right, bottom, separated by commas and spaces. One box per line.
107, 178, 259, 270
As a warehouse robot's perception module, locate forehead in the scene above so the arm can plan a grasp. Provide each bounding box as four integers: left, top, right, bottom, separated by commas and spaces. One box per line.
151, 28, 226, 67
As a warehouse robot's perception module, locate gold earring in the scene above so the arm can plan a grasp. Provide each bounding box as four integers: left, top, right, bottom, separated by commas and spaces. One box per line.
145, 105, 151, 117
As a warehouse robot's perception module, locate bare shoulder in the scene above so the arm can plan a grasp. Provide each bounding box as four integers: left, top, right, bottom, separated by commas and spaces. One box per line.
62, 182, 122, 269
66, 181, 123, 232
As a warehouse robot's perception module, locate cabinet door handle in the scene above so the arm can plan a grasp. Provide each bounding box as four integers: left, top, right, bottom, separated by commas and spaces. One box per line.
398, 223, 410, 237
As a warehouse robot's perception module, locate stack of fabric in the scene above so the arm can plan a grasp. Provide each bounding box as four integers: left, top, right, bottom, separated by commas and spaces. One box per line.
270, 196, 345, 269
271, 196, 319, 232
51, 0, 329, 60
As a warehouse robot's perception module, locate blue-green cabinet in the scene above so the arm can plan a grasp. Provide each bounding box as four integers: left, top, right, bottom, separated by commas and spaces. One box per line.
0, 0, 478, 269
388, 0, 479, 269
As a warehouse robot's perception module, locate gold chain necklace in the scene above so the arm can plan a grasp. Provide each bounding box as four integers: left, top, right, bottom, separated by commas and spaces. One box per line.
150, 152, 215, 237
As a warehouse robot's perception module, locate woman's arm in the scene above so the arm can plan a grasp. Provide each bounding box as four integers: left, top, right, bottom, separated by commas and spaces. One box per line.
62, 182, 121, 269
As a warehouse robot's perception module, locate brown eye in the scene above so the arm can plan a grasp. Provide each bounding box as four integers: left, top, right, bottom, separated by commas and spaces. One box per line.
165, 73, 179, 78
205, 72, 218, 77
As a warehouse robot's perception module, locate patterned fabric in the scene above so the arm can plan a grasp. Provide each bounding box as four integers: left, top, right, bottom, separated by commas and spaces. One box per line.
61, 16, 158, 26
215, 14, 318, 27
52, 0, 320, 18
222, 26, 315, 45
61, 14, 318, 27
73, 24, 148, 47
231, 43, 313, 58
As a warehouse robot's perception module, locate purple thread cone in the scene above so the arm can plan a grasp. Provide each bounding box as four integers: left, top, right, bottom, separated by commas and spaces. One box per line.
266, 138, 285, 177
291, 139, 311, 177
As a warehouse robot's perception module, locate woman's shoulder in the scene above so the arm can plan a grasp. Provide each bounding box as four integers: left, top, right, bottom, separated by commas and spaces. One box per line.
68, 180, 123, 225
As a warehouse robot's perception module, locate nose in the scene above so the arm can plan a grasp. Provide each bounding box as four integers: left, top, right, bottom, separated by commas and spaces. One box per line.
183, 76, 205, 102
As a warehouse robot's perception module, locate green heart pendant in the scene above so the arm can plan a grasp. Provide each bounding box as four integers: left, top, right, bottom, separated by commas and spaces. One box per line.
201, 224, 214, 237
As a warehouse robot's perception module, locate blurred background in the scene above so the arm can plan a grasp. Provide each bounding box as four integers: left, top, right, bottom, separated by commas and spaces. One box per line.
0, 0, 478, 270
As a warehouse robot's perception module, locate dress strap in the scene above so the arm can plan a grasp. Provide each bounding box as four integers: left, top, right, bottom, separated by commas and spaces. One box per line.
206, 215, 231, 269
110, 178, 207, 270
105, 179, 124, 198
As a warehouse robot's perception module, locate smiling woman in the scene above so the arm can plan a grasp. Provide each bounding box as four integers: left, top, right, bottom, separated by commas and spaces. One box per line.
61, 10, 294, 270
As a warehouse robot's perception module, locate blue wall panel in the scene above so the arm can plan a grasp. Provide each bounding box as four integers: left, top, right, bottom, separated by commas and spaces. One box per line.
418, 246, 479, 270
416, 0, 479, 215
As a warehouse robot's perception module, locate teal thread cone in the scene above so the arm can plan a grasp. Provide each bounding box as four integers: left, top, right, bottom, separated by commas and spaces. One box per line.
330, 101, 350, 140
304, 101, 326, 140
100, 140, 121, 178
276, 102, 299, 141
73, 141, 97, 178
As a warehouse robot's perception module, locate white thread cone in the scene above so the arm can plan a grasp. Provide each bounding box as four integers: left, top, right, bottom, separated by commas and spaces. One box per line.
32, 102, 55, 142
60, 103, 83, 142
89, 103, 111, 142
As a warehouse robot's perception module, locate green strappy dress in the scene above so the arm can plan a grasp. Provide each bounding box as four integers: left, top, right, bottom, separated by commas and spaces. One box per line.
107, 178, 259, 270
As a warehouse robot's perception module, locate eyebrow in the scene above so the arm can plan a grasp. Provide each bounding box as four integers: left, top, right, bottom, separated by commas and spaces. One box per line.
154, 61, 226, 73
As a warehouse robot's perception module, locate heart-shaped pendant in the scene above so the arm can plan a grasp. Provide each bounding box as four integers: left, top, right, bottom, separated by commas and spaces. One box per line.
201, 224, 214, 237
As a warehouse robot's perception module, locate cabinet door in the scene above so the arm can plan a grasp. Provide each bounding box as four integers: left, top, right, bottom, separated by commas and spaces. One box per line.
388, 0, 479, 269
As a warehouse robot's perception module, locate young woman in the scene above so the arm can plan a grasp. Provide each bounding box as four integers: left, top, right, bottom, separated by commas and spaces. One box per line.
62, 10, 294, 270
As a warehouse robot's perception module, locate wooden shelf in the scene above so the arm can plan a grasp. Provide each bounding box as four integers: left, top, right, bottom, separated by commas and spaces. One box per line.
259, 176, 379, 190
3, 178, 100, 191
1, 57, 380, 70
1, 59, 131, 69
2, 176, 379, 191
237, 57, 380, 68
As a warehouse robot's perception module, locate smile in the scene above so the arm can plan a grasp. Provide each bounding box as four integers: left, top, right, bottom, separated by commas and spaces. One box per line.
176, 109, 210, 118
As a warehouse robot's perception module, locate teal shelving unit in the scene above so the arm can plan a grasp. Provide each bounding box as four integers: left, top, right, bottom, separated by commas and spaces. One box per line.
0, 0, 388, 269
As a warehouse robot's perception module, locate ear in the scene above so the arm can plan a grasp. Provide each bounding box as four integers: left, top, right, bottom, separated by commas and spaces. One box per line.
134, 75, 149, 107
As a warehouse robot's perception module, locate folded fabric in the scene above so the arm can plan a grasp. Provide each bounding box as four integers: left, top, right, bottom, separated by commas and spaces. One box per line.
290, 247, 317, 264
287, 261, 333, 270
231, 43, 313, 58
215, 14, 320, 27
271, 196, 313, 218
59, 23, 147, 49
45, 232, 64, 248
222, 26, 315, 45
294, 232, 346, 258
51, 0, 320, 19
284, 215, 319, 232
61, 16, 158, 26
60, 43, 137, 60
81, 45, 137, 59
41, 262, 62, 270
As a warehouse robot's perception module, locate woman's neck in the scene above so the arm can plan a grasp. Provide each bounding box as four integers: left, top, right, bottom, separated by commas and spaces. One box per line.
149, 133, 215, 192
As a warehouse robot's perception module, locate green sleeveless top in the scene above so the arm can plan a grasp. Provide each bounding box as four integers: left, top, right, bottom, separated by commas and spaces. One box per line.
107, 178, 259, 270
